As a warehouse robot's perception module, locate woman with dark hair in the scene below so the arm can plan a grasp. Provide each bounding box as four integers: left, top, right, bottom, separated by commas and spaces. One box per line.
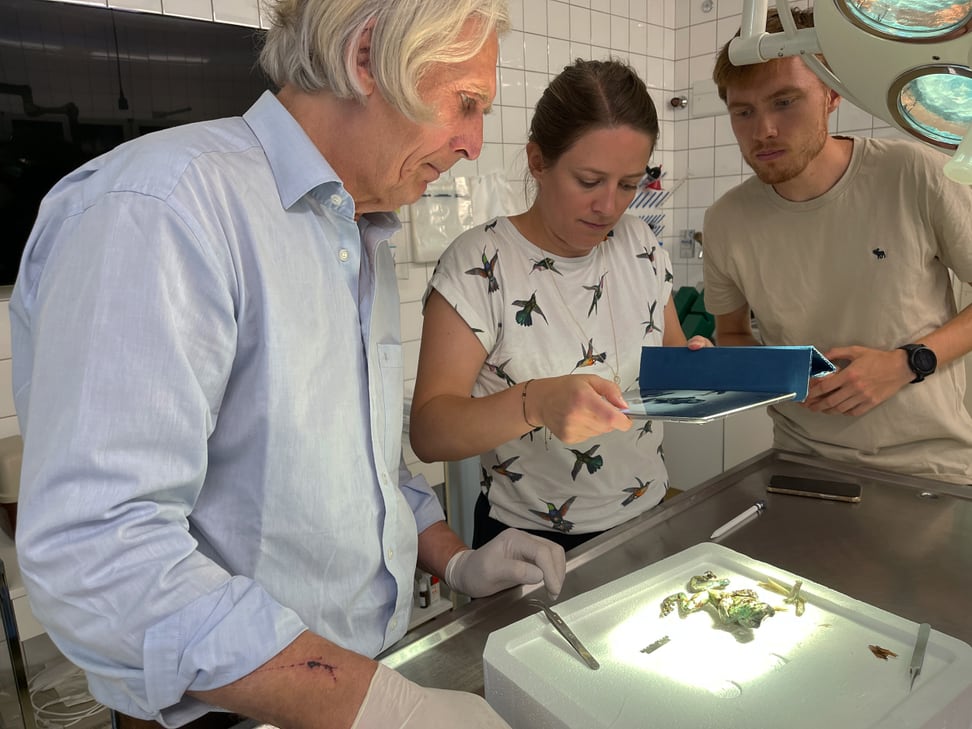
411, 59, 709, 553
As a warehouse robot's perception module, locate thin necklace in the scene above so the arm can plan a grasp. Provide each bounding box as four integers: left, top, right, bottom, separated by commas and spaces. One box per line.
540, 240, 623, 385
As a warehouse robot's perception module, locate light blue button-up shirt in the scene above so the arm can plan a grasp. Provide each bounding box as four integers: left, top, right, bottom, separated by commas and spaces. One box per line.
9, 91, 444, 726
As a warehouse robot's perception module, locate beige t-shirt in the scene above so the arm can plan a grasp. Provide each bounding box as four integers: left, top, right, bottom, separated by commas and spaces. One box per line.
703, 136, 972, 484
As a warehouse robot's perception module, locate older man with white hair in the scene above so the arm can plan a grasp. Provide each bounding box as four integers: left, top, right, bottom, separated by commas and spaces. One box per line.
10, 2, 565, 728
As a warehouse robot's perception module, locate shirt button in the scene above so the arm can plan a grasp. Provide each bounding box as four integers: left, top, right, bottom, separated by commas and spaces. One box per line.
387, 548, 394, 560
329, 193, 342, 206
390, 617, 398, 630
339, 249, 349, 262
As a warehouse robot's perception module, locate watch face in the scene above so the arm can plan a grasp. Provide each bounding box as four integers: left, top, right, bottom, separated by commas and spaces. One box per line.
913, 347, 937, 374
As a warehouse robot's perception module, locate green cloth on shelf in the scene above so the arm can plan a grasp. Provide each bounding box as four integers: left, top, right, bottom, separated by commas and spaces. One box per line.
690, 289, 709, 314
681, 312, 715, 340
674, 286, 698, 321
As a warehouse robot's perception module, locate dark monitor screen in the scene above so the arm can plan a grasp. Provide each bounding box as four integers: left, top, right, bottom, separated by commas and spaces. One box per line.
0, 0, 271, 286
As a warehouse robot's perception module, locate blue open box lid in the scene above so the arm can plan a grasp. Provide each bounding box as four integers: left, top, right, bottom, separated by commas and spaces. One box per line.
621, 346, 836, 423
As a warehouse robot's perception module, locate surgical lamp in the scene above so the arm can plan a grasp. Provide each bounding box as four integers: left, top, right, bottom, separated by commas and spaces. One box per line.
730, 0, 972, 184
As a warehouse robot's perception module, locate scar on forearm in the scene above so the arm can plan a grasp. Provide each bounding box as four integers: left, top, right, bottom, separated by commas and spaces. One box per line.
256, 658, 338, 682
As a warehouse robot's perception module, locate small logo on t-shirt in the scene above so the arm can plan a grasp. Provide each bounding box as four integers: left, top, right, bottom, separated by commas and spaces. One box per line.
872, 248, 887, 260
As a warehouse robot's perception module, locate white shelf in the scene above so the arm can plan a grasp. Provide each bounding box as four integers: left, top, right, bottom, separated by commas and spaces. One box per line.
407, 596, 452, 632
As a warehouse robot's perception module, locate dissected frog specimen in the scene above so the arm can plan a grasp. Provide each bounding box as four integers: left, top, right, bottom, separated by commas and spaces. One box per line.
660, 571, 775, 629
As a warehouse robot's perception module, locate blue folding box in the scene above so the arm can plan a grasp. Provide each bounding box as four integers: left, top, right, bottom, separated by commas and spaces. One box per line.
622, 346, 836, 423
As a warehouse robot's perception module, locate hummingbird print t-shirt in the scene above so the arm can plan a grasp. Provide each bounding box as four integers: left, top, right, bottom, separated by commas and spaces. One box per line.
427, 215, 674, 534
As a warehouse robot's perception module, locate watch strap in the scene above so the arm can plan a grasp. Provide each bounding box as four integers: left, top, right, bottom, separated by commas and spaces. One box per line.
897, 343, 935, 383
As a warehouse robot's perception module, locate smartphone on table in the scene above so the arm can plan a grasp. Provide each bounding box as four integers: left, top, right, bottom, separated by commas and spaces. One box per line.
767, 474, 862, 503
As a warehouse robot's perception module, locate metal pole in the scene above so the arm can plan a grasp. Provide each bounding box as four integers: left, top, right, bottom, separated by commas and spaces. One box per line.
0, 559, 36, 729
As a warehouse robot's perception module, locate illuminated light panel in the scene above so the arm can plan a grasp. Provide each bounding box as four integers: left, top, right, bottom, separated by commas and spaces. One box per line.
837, 0, 972, 40
484, 543, 972, 727
604, 576, 820, 693
891, 67, 972, 146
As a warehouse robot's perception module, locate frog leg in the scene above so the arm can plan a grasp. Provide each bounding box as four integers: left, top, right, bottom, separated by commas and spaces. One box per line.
660, 590, 710, 618
660, 593, 682, 617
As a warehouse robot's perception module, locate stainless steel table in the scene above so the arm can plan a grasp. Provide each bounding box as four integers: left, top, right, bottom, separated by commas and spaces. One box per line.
379, 449, 972, 694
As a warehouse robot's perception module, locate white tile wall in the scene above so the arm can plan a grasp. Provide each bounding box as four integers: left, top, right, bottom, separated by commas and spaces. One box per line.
111, 1, 163, 13
212, 0, 261, 27
0, 294, 20, 439
6, 0, 963, 488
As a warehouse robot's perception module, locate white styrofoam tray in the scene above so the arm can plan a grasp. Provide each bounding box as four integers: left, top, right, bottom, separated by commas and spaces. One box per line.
484, 543, 972, 729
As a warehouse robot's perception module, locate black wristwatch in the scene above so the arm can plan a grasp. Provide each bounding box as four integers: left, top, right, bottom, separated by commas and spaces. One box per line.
898, 343, 937, 383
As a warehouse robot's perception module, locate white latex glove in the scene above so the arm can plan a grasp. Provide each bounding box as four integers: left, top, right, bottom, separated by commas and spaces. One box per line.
444, 528, 566, 599
350, 664, 511, 729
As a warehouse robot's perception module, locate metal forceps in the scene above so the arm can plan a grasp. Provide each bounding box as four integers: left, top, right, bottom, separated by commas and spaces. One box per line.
527, 598, 600, 670
908, 622, 930, 691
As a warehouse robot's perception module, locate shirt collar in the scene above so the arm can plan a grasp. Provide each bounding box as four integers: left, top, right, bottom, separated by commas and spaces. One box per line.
244, 91, 403, 235
358, 211, 402, 244
244, 90, 344, 210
